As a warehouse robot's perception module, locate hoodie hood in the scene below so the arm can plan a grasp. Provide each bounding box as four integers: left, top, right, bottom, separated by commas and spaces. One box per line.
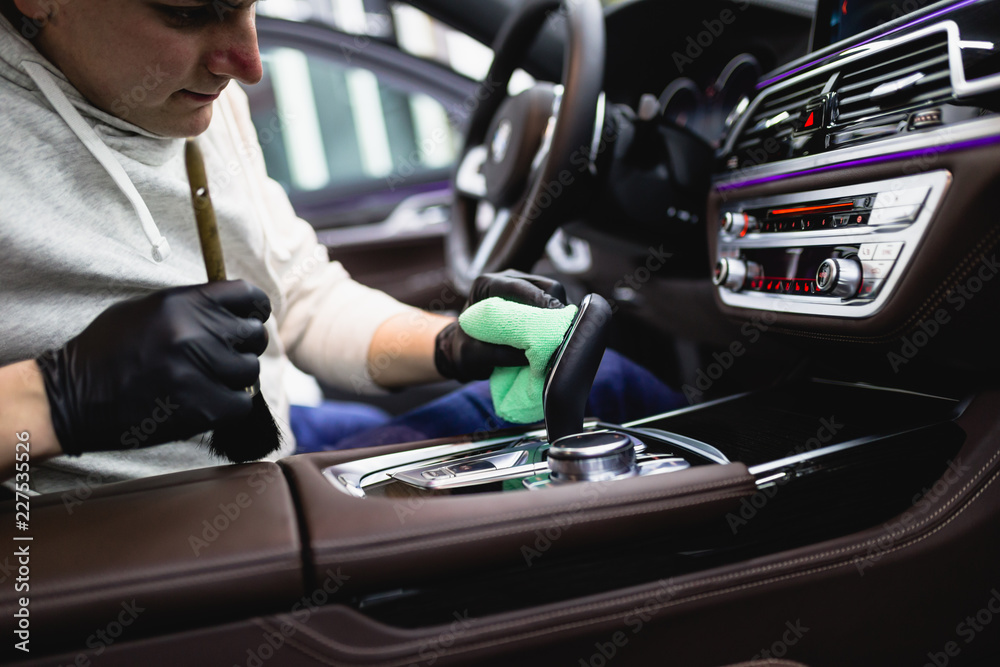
0, 13, 177, 261
0, 13, 180, 166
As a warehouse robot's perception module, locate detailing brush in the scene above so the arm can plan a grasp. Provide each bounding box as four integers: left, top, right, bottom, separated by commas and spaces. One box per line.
185, 138, 282, 463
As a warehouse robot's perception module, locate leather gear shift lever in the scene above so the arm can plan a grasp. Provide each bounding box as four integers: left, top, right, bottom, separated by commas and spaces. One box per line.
542, 293, 613, 443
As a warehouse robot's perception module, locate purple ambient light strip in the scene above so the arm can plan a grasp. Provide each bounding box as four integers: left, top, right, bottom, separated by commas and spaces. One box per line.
756, 0, 982, 90
716, 133, 1000, 192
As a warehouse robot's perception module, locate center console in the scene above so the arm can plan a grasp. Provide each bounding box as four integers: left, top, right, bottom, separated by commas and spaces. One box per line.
281, 285, 966, 630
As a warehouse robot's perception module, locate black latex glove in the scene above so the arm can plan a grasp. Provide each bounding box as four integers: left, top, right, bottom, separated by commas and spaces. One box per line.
435, 270, 568, 383
36, 281, 271, 456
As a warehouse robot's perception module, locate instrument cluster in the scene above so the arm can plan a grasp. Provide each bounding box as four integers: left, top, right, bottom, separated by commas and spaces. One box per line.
658, 53, 761, 150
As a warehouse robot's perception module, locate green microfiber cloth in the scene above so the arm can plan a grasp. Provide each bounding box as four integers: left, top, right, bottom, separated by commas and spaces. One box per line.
459, 297, 579, 424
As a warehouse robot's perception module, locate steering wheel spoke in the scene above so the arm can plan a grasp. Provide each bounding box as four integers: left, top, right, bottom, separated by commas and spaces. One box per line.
529, 86, 562, 176
455, 145, 489, 199
468, 208, 513, 279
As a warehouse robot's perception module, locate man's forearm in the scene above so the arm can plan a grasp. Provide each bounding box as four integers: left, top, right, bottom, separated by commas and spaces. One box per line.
0, 360, 62, 480
367, 311, 453, 388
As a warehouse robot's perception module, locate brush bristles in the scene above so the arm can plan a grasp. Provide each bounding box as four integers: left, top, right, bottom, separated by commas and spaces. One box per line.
208, 392, 283, 463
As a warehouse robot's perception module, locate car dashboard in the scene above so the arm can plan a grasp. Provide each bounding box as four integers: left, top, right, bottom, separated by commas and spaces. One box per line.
712, 0, 1000, 323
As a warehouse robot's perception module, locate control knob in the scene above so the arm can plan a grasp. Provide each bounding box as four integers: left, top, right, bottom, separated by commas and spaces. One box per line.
713, 258, 761, 291
816, 257, 862, 297
547, 431, 640, 483
721, 212, 758, 235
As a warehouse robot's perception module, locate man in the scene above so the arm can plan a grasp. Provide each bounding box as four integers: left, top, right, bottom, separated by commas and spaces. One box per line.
0, 0, 681, 489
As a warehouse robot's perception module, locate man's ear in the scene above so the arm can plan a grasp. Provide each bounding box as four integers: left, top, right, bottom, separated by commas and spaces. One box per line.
12, 0, 51, 22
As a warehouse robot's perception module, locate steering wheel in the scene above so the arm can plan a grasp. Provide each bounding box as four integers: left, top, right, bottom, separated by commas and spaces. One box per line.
447, 0, 606, 294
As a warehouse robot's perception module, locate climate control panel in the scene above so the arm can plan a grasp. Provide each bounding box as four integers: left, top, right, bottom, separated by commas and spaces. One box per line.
714, 171, 950, 317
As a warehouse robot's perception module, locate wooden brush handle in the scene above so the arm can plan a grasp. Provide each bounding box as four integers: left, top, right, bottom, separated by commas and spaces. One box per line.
184, 139, 227, 282
184, 139, 260, 398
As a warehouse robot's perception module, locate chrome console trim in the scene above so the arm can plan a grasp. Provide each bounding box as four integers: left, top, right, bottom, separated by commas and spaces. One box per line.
744, 422, 955, 486
321, 421, 724, 497
598, 423, 731, 465
715, 116, 1000, 190
322, 427, 549, 497
624, 392, 750, 424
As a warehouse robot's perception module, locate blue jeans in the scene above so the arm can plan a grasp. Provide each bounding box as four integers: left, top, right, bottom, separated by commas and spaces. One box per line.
290, 349, 685, 453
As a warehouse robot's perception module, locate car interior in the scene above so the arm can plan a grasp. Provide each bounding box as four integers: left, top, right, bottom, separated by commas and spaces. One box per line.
4, 0, 1000, 664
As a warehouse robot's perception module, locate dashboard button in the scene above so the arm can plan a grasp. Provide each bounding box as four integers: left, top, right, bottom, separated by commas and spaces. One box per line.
870, 205, 919, 225
862, 260, 894, 280
858, 279, 883, 298
422, 468, 454, 479
858, 244, 878, 260
874, 242, 904, 260
875, 187, 929, 208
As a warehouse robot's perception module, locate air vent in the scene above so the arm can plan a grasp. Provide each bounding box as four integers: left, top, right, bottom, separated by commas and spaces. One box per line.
731, 72, 829, 164
722, 22, 971, 171
834, 33, 953, 126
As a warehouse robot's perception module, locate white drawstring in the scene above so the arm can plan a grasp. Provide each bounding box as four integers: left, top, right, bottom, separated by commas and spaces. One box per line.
22, 61, 171, 263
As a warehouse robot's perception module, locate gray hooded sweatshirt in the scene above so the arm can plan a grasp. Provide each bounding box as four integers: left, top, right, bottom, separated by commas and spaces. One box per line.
0, 14, 415, 493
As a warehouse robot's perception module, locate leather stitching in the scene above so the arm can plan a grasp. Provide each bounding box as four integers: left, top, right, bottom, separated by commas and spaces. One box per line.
326, 473, 755, 548
333, 488, 754, 562
280, 465, 999, 666
276, 440, 1000, 665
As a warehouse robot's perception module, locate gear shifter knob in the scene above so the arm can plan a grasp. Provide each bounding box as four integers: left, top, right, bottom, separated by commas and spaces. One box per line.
543, 294, 613, 442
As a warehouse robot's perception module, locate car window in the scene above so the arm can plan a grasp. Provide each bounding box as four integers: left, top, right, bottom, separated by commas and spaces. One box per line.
250, 44, 460, 195
257, 0, 494, 80
388, 2, 494, 81
258, 1, 535, 93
